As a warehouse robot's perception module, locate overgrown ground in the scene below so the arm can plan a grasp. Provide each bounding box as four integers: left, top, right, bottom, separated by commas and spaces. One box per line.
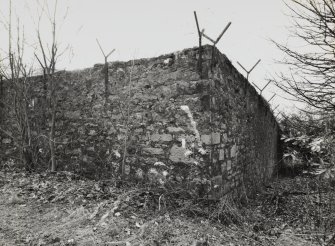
0, 169, 334, 246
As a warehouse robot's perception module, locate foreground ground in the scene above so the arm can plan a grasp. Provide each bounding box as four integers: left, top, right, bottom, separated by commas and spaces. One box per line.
0, 170, 334, 245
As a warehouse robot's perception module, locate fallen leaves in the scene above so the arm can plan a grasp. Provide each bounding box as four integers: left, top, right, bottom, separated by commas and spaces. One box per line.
1, 169, 334, 245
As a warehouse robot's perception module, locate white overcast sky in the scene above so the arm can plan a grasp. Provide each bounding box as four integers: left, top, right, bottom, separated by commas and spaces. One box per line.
0, 0, 300, 112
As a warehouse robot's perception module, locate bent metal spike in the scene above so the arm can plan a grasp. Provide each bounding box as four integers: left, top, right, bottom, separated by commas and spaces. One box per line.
193, 11, 232, 47
202, 22, 232, 46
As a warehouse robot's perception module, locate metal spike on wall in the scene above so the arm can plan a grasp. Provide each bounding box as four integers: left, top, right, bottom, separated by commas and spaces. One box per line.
96, 39, 115, 63
96, 39, 115, 104
251, 80, 270, 95
193, 11, 204, 76
237, 59, 261, 81
272, 105, 279, 113
193, 11, 232, 47
237, 59, 270, 96
202, 22, 232, 47
258, 80, 271, 95
251, 82, 262, 92
267, 93, 276, 103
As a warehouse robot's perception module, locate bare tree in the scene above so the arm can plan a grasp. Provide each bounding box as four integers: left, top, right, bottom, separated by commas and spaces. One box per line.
0, 0, 68, 172
273, 0, 335, 112
34, 0, 67, 171
0, 0, 36, 170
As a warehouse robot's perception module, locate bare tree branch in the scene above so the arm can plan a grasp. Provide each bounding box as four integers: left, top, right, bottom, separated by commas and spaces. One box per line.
273, 0, 335, 112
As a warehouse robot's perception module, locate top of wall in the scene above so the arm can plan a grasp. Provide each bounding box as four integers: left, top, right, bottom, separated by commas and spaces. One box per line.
92, 45, 278, 129
1, 45, 278, 129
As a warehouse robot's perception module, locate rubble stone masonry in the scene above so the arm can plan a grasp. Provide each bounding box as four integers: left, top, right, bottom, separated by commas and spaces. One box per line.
0, 45, 280, 197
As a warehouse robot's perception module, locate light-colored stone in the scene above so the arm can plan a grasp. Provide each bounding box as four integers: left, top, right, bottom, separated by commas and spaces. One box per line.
163, 58, 173, 65
219, 148, 225, 161
201, 133, 220, 145
227, 160, 232, 171
211, 175, 222, 188
87, 146, 95, 151
221, 163, 226, 172
116, 67, 125, 74
211, 132, 220, 144
167, 126, 184, 133
201, 134, 211, 145
169, 145, 193, 163
65, 110, 81, 119
88, 130, 96, 136
135, 168, 144, 179
177, 135, 195, 143
150, 134, 172, 142
230, 144, 238, 157
143, 148, 164, 155
92, 104, 103, 110
125, 165, 130, 175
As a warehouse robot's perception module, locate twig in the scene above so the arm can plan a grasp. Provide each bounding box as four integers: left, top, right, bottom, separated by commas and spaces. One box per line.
158, 194, 166, 211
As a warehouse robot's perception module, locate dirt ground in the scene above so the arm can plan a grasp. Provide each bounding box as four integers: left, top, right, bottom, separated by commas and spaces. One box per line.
0, 170, 333, 246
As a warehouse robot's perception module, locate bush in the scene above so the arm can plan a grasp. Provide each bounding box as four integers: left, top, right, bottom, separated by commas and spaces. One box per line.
279, 111, 335, 175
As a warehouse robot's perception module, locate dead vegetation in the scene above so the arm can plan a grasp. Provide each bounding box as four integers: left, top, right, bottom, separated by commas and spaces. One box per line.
0, 163, 334, 246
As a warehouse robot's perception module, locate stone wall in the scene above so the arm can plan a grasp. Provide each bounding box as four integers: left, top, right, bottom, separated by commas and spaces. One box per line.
0, 45, 280, 197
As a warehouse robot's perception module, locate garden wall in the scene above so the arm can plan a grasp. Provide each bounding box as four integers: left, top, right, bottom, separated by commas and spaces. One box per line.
0, 45, 280, 197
